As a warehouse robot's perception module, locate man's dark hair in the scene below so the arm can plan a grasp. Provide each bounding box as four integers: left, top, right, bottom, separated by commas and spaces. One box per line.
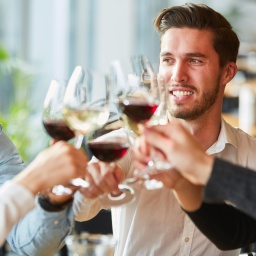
154, 3, 240, 67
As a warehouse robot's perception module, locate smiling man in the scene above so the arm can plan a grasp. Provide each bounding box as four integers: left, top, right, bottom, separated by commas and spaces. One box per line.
72, 3, 256, 256
160, 28, 224, 121
132, 3, 256, 255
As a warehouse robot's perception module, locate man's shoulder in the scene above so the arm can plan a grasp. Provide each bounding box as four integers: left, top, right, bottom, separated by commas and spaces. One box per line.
226, 122, 256, 141
223, 119, 255, 137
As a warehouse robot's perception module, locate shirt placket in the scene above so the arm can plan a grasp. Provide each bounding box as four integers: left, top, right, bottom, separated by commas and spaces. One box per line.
179, 215, 195, 256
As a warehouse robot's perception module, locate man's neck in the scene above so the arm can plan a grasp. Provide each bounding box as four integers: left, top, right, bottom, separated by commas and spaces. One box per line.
169, 113, 222, 151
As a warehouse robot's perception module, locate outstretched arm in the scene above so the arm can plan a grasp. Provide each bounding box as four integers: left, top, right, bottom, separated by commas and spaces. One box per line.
185, 202, 256, 250
1, 136, 88, 255
204, 157, 256, 220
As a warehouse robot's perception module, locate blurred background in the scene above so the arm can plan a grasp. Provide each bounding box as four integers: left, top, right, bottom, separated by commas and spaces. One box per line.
0, 0, 256, 161
1, 0, 256, 161
2, 0, 256, 255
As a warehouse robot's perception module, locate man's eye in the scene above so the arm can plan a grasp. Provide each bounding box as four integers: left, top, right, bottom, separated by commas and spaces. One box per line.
190, 59, 201, 63
162, 58, 173, 64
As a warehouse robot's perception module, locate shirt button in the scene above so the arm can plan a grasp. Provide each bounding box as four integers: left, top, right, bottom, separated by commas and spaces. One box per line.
53, 220, 59, 225
185, 237, 189, 242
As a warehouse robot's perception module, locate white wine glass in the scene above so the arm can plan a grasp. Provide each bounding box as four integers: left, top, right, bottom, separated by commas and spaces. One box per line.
63, 66, 110, 139
51, 66, 110, 195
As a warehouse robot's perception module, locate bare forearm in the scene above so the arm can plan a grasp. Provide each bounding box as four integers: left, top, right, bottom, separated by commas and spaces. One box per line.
173, 179, 204, 212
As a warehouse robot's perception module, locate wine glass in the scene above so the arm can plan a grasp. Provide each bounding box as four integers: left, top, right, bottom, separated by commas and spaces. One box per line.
42, 79, 80, 195
63, 66, 110, 137
86, 111, 136, 207
59, 66, 110, 193
43, 79, 75, 142
65, 233, 117, 256
120, 55, 172, 190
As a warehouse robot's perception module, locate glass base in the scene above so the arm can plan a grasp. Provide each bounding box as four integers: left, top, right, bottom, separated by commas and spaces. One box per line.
99, 184, 135, 207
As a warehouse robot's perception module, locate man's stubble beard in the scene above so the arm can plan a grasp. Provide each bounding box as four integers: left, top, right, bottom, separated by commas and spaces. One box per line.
167, 77, 221, 121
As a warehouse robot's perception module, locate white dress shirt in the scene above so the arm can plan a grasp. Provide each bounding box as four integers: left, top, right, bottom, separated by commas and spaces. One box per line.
74, 118, 256, 256
0, 181, 35, 246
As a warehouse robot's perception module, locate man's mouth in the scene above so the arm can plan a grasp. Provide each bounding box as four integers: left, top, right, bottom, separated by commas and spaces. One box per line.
172, 90, 193, 96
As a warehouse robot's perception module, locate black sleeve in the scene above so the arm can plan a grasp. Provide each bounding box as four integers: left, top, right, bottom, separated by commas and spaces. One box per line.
204, 158, 256, 220
185, 202, 256, 250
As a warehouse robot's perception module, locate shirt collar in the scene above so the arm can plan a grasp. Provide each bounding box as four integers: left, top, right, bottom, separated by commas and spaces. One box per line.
206, 117, 237, 155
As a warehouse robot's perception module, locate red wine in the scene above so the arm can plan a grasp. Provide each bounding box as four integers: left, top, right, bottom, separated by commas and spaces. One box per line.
43, 120, 75, 141
88, 141, 129, 162
119, 101, 158, 123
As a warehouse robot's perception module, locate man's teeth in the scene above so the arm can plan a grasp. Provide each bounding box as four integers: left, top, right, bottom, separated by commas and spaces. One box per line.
172, 91, 193, 96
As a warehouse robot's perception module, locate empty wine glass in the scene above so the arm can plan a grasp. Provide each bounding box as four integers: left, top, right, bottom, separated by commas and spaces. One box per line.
146, 75, 173, 171
65, 233, 117, 256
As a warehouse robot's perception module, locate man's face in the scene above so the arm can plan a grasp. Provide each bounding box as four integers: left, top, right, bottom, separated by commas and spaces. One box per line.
159, 27, 224, 120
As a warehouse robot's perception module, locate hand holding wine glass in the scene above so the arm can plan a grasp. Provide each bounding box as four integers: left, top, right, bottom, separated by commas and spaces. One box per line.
43, 79, 82, 195
117, 55, 172, 190
42, 67, 110, 195
86, 114, 135, 207
57, 66, 111, 192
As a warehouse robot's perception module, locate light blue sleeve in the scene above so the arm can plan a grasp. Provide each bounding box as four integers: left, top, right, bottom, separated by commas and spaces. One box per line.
0, 125, 25, 185
0, 125, 74, 256
7, 201, 74, 256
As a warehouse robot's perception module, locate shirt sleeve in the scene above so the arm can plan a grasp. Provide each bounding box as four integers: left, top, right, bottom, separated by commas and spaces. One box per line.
7, 200, 74, 256
0, 181, 35, 246
0, 126, 74, 256
73, 131, 133, 221
204, 157, 256, 219
185, 202, 256, 250
73, 191, 102, 222
0, 126, 25, 185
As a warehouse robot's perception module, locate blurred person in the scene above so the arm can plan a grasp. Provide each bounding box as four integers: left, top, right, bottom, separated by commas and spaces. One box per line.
133, 122, 256, 250
0, 138, 88, 246
71, 3, 256, 255
0, 124, 88, 255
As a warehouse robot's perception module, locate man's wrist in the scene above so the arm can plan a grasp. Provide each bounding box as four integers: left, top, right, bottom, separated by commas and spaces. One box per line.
38, 194, 74, 212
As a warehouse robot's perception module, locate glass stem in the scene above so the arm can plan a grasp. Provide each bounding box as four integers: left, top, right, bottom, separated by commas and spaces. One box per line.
74, 134, 84, 149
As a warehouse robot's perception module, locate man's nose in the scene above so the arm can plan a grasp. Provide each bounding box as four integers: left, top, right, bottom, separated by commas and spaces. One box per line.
171, 62, 188, 83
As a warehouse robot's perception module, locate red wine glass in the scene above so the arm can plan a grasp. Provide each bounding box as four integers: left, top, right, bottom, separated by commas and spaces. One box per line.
86, 109, 136, 207
43, 79, 75, 141
42, 79, 81, 195
120, 56, 172, 190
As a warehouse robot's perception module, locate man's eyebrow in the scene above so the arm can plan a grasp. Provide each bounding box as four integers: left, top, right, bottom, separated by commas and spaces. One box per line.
160, 51, 172, 57
186, 52, 206, 58
160, 51, 206, 58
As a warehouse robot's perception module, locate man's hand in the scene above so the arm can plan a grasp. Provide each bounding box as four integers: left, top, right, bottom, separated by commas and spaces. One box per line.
79, 162, 125, 199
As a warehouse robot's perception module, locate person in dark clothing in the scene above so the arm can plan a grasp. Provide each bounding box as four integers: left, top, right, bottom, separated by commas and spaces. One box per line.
133, 121, 256, 250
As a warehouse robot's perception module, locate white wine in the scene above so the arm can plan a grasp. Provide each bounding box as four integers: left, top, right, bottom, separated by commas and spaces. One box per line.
63, 106, 109, 135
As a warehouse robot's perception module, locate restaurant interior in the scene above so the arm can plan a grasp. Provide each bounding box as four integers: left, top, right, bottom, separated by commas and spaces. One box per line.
1, 0, 256, 255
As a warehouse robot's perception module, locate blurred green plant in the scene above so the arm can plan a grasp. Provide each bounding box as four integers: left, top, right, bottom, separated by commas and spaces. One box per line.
0, 44, 37, 162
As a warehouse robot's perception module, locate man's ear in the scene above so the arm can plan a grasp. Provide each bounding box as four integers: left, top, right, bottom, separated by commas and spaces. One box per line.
223, 62, 238, 84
